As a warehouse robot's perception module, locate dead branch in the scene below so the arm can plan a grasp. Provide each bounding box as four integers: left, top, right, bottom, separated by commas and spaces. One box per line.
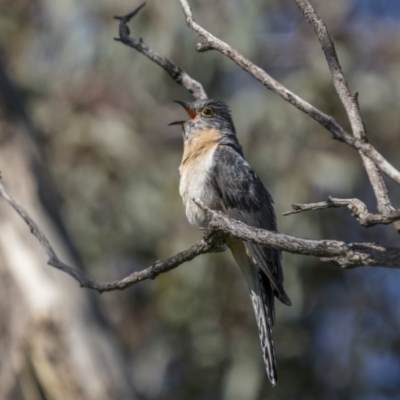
177, 0, 400, 186
178, 0, 400, 235
0, 180, 225, 293
292, 0, 394, 218
1, 178, 400, 297
197, 202, 400, 269
283, 197, 400, 228
114, 3, 207, 100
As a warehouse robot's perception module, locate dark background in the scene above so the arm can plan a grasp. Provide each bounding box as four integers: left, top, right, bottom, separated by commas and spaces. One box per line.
1, 0, 400, 399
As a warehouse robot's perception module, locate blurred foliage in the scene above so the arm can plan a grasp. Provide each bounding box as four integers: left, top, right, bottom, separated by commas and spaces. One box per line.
1, 0, 400, 399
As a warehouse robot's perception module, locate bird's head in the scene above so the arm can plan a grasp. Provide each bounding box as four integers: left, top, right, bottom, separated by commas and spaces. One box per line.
169, 99, 236, 142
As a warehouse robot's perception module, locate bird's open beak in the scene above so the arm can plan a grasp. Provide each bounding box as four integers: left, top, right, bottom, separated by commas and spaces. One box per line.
168, 100, 197, 126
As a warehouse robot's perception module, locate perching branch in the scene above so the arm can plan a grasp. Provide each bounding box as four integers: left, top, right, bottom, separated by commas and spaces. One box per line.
1, 179, 400, 296
177, 0, 400, 187
114, 3, 207, 100
177, 0, 400, 235
197, 202, 400, 269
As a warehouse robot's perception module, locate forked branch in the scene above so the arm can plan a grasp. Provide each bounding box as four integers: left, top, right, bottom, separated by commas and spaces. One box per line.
284, 197, 400, 228
178, 0, 400, 188
114, 2, 207, 100
292, 0, 393, 217
178, 0, 400, 233
1, 180, 400, 296
199, 201, 400, 269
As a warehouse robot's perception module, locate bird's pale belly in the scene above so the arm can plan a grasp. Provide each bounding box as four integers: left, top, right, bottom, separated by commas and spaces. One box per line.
179, 146, 221, 227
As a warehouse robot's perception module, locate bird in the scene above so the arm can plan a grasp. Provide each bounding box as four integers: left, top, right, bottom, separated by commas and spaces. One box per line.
169, 99, 291, 386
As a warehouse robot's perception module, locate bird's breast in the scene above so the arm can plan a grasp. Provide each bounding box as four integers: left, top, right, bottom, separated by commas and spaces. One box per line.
179, 140, 221, 227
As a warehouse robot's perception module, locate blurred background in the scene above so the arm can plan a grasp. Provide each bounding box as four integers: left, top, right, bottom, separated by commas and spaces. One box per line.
1, 0, 400, 399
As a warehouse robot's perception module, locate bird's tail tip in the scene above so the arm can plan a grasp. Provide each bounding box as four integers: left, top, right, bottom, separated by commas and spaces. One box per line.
276, 288, 292, 306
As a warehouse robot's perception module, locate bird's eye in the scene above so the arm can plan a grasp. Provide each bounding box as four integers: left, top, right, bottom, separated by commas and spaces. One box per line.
201, 107, 214, 117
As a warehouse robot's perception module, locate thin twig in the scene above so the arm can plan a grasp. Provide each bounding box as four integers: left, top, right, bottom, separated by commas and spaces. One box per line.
283, 197, 400, 227
177, 0, 400, 186
114, 3, 207, 100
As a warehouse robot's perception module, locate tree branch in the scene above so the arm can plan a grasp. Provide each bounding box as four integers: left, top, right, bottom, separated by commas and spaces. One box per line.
177, 0, 400, 186
283, 197, 400, 228
114, 3, 207, 100
292, 0, 393, 217
1, 178, 400, 298
197, 202, 400, 269
0, 179, 226, 293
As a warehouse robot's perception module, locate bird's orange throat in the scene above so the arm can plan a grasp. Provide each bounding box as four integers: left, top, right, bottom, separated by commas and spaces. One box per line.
180, 128, 222, 168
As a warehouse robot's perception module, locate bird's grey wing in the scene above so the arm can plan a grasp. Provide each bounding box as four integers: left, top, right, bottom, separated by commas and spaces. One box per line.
210, 144, 291, 385
211, 145, 291, 305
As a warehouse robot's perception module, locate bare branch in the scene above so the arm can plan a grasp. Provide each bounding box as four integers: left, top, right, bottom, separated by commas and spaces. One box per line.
0, 179, 226, 293
114, 3, 207, 100
283, 197, 400, 228
292, 0, 393, 217
177, 0, 400, 186
294, 1, 365, 139
197, 203, 400, 269
2, 178, 400, 297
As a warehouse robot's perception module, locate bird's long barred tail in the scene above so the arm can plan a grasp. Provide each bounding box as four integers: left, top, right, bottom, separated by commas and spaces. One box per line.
249, 267, 277, 386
